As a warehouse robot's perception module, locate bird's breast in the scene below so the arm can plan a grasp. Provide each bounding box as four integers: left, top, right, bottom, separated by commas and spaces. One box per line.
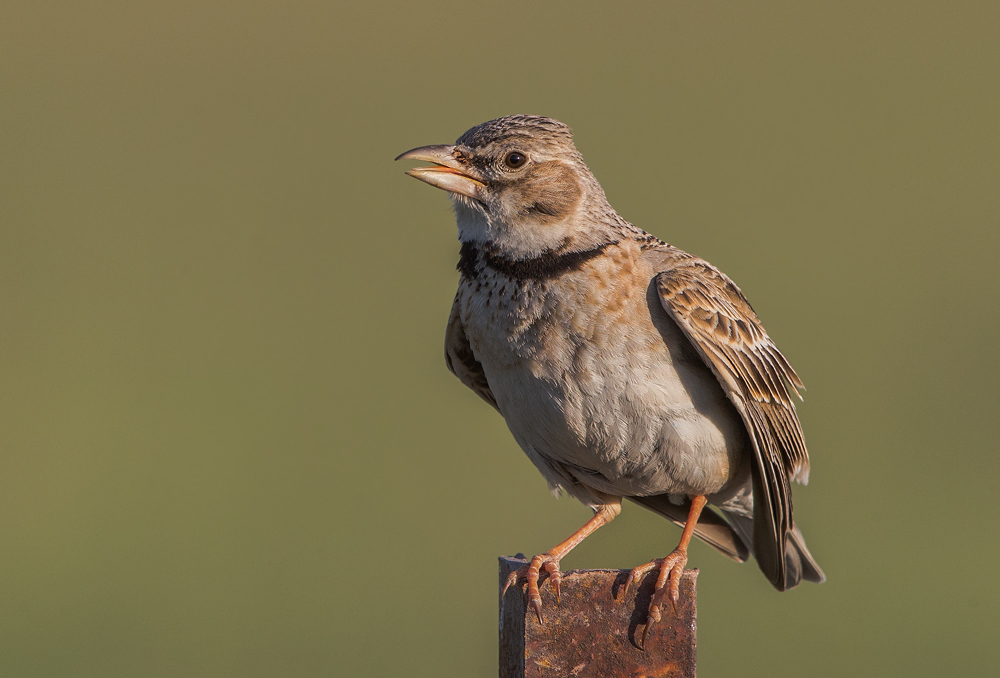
455, 240, 748, 499
457, 243, 647, 362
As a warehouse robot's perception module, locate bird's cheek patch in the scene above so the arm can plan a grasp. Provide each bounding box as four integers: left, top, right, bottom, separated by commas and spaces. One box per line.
520, 162, 583, 222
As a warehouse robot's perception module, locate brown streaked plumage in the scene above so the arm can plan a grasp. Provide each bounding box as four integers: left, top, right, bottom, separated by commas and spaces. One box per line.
398, 115, 824, 644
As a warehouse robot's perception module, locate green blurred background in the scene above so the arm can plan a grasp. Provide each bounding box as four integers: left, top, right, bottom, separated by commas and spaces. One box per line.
2, 1, 998, 676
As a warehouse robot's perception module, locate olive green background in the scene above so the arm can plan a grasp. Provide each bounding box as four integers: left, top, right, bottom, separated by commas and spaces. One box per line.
2, 1, 998, 676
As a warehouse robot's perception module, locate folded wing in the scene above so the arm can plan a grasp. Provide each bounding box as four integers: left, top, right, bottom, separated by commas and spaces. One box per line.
653, 251, 810, 590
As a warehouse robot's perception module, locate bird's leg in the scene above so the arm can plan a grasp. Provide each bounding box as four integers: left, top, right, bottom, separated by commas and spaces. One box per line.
502, 501, 621, 623
623, 495, 707, 647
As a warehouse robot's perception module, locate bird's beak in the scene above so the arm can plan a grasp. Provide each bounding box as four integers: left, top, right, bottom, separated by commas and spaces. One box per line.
395, 145, 484, 201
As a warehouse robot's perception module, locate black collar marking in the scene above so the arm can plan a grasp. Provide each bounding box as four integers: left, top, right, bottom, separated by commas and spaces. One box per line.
458, 241, 617, 282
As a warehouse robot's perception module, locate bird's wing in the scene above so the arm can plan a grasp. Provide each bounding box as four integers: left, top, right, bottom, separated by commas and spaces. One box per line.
652, 249, 808, 591
444, 296, 499, 411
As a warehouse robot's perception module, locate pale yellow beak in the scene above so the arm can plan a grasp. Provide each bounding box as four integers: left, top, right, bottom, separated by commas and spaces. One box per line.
395, 145, 484, 200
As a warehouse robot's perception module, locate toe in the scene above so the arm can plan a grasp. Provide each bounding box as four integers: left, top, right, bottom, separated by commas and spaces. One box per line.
541, 559, 562, 603
667, 566, 684, 610
641, 549, 689, 644
502, 553, 569, 622
501, 565, 528, 598
623, 558, 661, 600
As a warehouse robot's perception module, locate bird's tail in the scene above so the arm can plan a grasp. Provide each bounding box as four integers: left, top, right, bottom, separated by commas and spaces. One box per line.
628, 494, 824, 589
722, 510, 825, 588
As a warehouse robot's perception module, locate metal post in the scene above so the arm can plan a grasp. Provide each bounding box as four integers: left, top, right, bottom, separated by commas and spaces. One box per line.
499, 555, 697, 678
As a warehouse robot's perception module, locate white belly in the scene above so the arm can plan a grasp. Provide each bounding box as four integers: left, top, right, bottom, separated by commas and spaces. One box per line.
458, 265, 749, 502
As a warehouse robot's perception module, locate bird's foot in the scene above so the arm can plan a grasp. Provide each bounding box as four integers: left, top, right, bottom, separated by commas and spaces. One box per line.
501, 553, 562, 623
623, 547, 688, 648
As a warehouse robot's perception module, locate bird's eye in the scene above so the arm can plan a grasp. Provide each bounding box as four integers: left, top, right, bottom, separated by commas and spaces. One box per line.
504, 151, 527, 169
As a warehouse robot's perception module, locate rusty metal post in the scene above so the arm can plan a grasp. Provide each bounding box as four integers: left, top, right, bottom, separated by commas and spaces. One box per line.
499, 555, 697, 678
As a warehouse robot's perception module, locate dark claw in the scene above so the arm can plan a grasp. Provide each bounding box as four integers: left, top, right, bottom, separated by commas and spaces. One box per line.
642, 597, 663, 648
640, 619, 652, 649
501, 566, 526, 598
622, 574, 635, 601
531, 598, 543, 624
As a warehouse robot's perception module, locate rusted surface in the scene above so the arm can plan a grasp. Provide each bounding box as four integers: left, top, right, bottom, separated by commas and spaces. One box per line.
500, 556, 696, 678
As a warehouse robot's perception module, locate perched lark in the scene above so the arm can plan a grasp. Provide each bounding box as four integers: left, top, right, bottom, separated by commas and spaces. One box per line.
398, 115, 824, 644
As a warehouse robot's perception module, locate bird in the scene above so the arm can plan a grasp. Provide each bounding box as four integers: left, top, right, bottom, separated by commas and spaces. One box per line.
396, 115, 824, 645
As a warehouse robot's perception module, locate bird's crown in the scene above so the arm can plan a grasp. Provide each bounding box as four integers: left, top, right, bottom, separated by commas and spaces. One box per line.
456, 115, 574, 149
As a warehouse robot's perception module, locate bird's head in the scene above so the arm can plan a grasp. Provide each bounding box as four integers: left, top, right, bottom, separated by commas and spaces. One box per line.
397, 115, 622, 257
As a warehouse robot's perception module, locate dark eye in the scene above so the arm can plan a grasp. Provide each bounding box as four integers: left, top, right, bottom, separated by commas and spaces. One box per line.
504, 151, 527, 169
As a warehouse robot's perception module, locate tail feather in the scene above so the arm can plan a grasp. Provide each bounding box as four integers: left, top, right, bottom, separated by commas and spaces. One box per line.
722, 510, 824, 588
787, 524, 825, 584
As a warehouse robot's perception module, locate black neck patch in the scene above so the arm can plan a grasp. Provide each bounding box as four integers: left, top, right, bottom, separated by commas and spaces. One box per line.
458, 241, 616, 282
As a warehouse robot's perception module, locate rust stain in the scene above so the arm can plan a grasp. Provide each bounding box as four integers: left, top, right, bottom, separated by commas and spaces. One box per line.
500, 557, 697, 678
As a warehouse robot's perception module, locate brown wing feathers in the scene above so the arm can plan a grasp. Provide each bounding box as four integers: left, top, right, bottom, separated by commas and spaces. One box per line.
655, 255, 810, 590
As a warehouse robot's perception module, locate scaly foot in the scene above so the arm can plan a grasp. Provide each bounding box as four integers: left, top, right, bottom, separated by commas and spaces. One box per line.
501, 553, 562, 623
623, 547, 688, 647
